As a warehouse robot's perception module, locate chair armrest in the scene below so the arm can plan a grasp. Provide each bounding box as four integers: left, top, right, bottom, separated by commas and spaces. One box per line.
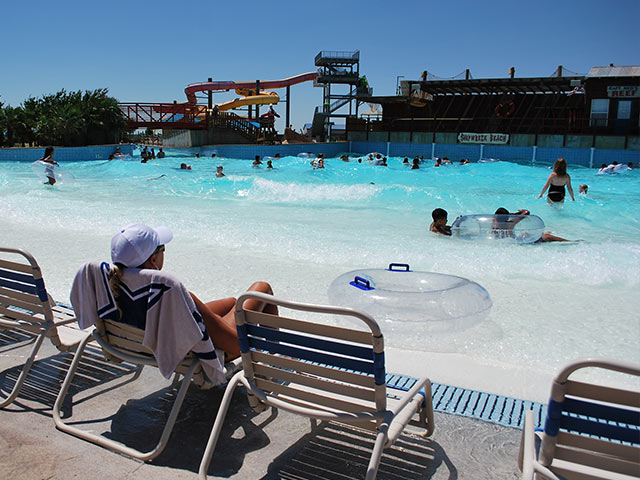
389, 376, 430, 416
519, 410, 535, 478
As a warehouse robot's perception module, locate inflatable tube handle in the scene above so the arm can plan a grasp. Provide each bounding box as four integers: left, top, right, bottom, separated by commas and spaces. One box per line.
387, 263, 411, 272
350, 276, 374, 291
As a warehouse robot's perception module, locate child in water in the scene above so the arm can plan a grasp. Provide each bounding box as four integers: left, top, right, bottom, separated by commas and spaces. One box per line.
430, 208, 451, 236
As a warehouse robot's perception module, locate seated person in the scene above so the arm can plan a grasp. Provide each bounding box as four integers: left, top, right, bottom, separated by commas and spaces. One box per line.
430, 208, 451, 236
70, 224, 278, 383
493, 207, 569, 243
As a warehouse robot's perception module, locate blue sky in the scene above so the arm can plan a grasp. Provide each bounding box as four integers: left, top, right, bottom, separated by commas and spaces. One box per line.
2, 0, 639, 131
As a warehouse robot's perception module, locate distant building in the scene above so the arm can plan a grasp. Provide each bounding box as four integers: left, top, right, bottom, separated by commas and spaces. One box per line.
348, 65, 640, 150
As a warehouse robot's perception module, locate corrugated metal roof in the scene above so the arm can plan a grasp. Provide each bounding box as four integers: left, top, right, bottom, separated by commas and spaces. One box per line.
587, 66, 640, 77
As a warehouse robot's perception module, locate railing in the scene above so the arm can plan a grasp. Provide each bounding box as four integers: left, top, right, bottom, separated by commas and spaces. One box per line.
347, 115, 639, 136
119, 103, 208, 130
212, 111, 261, 140
315, 51, 359, 63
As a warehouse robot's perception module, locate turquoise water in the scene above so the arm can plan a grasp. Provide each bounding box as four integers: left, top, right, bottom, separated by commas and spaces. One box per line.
1, 150, 639, 391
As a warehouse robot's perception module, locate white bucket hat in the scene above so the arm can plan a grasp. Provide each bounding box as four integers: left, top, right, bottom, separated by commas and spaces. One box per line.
111, 223, 173, 268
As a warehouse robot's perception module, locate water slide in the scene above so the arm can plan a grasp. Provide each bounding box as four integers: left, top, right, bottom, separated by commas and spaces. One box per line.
184, 72, 317, 104
158, 72, 317, 117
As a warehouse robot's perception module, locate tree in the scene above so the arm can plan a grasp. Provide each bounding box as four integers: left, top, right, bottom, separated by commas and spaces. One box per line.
1, 89, 127, 147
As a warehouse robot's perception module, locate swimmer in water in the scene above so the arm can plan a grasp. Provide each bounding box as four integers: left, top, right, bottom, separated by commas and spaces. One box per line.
216, 165, 225, 178
538, 158, 575, 203
253, 155, 262, 166
430, 208, 451, 236
579, 184, 588, 195
39, 146, 58, 185
180, 163, 192, 170
494, 207, 570, 242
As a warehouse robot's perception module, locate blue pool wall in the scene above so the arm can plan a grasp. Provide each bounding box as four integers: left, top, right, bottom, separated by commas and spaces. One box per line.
1, 142, 638, 167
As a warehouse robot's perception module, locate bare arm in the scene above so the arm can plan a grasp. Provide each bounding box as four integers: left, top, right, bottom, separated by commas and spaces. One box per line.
538, 173, 553, 198
566, 175, 575, 201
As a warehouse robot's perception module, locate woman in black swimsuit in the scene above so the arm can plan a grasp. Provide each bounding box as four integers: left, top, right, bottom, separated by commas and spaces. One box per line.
538, 158, 575, 204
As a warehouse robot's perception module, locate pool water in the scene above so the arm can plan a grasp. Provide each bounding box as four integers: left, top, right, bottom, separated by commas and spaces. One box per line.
1, 150, 639, 399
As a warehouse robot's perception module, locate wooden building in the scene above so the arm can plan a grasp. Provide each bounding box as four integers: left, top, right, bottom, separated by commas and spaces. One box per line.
348, 65, 640, 149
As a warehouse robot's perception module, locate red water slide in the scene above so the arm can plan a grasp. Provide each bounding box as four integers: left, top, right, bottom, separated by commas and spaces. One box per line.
183, 71, 317, 103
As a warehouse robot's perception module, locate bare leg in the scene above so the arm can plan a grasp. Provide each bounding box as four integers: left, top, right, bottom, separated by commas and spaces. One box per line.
541, 232, 568, 242
190, 282, 277, 360
191, 293, 241, 360
241, 281, 279, 315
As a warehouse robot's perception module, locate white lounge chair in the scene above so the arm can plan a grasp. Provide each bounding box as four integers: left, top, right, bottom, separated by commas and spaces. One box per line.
0, 247, 89, 408
199, 292, 434, 480
52, 261, 242, 462
518, 357, 640, 479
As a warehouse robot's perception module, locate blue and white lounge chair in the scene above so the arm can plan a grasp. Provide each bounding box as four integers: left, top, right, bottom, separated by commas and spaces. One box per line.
0, 247, 88, 408
518, 357, 640, 479
199, 292, 434, 480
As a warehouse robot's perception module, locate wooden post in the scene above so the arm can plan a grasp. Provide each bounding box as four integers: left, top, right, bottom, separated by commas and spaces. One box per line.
286, 85, 290, 129
255, 80, 260, 119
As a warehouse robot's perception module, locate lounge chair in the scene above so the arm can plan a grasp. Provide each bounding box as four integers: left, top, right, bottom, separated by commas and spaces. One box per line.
199, 292, 434, 480
0, 247, 88, 408
518, 357, 640, 479
52, 261, 242, 461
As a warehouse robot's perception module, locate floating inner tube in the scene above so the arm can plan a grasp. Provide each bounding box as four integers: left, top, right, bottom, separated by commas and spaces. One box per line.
451, 214, 545, 244
31, 160, 75, 185
478, 158, 500, 163
297, 152, 315, 159
327, 263, 492, 334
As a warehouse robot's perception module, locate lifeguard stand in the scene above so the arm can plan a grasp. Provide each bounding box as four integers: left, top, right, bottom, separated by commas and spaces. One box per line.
312, 50, 372, 139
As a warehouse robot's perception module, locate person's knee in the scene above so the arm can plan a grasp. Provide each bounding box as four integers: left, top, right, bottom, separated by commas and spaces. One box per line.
248, 281, 273, 295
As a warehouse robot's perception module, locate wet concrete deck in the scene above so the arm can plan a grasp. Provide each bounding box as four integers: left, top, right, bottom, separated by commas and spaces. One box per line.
0, 330, 522, 479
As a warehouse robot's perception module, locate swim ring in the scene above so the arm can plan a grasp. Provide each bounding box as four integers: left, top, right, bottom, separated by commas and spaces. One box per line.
31, 160, 75, 185
478, 158, 500, 163
297, 152, 315, 159
451, 214, 545, 244
327, 263, 492, 334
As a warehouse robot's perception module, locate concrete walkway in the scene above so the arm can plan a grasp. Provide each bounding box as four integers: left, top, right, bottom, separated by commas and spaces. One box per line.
0, 332, 522, 479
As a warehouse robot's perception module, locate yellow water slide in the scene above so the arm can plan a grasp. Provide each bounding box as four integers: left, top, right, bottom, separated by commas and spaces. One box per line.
216, 89, 280, 112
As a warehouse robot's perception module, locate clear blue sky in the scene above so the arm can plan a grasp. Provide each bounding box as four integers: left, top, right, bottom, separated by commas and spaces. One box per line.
2, 0, 639, 132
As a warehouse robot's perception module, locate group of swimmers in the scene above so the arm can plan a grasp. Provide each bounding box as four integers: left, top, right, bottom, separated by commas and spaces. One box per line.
597, 161, 634, 175
140, 146, 165, 162
429, 207, 570, 243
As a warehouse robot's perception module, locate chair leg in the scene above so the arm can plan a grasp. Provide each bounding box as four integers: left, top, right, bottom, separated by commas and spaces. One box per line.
54, 334, 199, 462
366, 418, 391, 480
0, 327, 50, 408
198, 371, 243, 480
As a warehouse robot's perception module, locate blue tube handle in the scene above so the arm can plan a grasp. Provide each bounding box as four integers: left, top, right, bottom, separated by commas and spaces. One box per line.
350, 276, 374, 291
388, 263, 411, 272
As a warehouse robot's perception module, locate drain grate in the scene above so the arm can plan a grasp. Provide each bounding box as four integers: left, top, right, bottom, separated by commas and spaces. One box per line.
386, 373, 546, 429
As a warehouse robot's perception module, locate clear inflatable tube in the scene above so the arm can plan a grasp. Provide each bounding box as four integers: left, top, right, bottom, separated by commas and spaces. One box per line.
451, 214, 545, 244
327, 263, 492, 334
297, 152, 315, 159
31, 160, 75, 185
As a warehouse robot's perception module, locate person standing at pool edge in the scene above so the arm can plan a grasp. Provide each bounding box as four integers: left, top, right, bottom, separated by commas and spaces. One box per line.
40, 146, 58, 185
538, 158, 574, 203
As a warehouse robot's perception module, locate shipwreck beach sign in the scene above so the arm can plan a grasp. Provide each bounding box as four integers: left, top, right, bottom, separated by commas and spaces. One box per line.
458, 132, 509, 144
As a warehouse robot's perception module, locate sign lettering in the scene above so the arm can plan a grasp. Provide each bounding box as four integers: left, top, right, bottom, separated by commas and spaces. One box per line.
458, 132, 509, 144
607, 86, 639, 98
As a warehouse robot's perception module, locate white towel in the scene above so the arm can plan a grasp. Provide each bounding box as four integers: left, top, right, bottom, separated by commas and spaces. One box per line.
70, 261, 226, 384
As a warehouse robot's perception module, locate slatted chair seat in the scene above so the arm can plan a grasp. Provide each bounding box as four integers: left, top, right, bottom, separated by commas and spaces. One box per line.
518, 358, 640, 480
199, 292, 434, 480
0, 247, 90, 408
53, 288, 243, 462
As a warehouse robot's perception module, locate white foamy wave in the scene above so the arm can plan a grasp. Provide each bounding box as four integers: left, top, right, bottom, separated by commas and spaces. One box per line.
239, 177, 379, 203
